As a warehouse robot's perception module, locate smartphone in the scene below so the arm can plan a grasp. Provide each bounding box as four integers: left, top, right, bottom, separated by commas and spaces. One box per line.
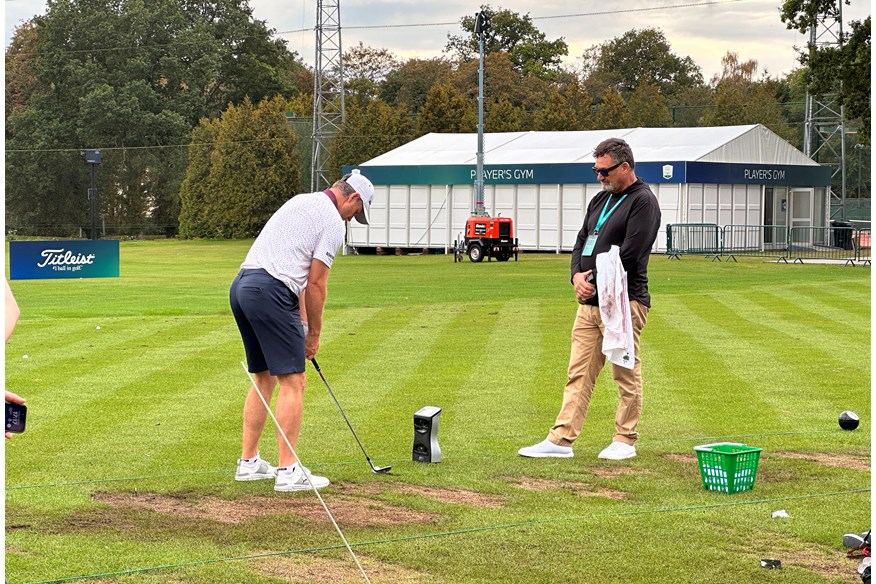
5, 401, 27, 434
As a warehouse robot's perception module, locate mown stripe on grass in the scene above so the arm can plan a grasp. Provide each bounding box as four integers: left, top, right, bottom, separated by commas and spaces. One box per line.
777, 281, 871, 323
729, 287, 868, 341
281, 303, 463, 465
765, 286, 871, 332
451, 298, 543, 456
646, 297, 791, 436
5, 315, 239, 392
6, 320, 246, 480
712, 289, 869, 378
514, 300, 574, 424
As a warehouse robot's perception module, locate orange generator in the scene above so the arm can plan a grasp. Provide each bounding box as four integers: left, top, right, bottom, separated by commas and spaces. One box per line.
455, 215, 519, 262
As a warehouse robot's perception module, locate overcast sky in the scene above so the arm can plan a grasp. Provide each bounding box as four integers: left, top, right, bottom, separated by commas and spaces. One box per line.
5, 0, 871, 81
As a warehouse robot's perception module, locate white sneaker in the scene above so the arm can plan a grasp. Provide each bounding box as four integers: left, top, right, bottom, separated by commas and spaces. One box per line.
518, 438, 573, 458
235, 456, 277, 481
598, 441, 636, 460
275, 465, 330, 492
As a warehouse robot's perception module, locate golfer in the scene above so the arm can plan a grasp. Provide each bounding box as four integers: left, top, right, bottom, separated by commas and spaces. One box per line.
231, 170, 374, 491
519, 137, 660, 461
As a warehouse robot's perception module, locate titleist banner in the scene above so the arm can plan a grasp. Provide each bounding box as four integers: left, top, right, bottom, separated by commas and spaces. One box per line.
9, 240, 120, 280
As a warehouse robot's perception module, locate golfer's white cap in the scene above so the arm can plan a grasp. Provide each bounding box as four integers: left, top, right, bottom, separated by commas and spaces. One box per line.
345, 169, 374, 225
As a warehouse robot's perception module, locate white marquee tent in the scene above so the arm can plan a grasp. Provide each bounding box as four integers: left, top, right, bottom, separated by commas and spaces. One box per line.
343, 124, 831, 253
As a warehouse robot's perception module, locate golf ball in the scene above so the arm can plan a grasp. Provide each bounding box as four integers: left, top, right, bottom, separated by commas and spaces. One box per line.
96, 326, 101, 330
838, 410, 860, 431
22, 355, 29, 359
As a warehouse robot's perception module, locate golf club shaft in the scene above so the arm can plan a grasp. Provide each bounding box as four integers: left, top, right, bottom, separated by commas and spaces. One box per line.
240, 362, 371, 583
310, 358, 378, 470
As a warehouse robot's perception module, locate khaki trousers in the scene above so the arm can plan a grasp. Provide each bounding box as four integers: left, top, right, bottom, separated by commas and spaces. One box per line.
548, 300, 649, 447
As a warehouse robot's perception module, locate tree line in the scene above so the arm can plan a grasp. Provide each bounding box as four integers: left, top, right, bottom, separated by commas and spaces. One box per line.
4, 1, 870, 238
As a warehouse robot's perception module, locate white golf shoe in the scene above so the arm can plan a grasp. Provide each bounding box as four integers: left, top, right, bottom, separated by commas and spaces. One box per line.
275, 465, 330, 492
518, 438, 573, 458
597, 441, 636, 460
234, 456, 277, 481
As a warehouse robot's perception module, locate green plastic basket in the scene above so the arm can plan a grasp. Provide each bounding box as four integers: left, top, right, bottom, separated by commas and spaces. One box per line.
694, 442, 762, 494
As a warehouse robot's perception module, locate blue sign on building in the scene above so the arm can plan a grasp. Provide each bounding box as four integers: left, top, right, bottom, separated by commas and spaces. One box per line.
9, 240, 120, 280
345, 160, 831, 187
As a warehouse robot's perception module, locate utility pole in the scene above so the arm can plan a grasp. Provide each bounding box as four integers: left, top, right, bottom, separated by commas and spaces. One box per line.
311, 0, 345, 192
473, 10, 490, 217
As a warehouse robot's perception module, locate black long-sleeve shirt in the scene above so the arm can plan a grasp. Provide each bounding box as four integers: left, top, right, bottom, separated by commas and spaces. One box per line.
570, 178, 661, 308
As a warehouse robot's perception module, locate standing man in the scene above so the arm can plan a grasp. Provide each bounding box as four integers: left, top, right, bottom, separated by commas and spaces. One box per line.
231, 170, 374, 491
519, 138, 660, 461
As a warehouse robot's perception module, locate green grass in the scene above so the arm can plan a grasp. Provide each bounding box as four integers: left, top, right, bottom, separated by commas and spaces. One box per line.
5, 241, 871, 583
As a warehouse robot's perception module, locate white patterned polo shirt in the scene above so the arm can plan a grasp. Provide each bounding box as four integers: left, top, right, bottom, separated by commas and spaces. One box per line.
241, 191, 345, 296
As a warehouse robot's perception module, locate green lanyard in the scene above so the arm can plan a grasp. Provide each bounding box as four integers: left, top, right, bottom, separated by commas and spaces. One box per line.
594, 194, 627, 233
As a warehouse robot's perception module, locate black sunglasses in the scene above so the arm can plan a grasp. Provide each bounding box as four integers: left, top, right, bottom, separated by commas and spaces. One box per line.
592, 161, 623, 177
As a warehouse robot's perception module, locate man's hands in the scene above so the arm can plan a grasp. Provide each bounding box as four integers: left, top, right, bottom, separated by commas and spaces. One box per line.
305, 330, 320, 360
573, 270, 595, 302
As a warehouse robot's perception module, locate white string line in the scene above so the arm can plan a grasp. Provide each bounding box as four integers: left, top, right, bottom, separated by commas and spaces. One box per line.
240, 361, 371, 584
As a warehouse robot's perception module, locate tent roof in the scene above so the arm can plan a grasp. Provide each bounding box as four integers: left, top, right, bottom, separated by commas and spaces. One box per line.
362, 124, 818, 167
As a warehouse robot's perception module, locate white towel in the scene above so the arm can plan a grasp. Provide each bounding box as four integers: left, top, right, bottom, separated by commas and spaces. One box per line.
596, 245, 635, 369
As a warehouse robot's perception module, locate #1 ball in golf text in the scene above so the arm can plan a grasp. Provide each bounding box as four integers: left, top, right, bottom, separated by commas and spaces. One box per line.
838, 410, 859, 431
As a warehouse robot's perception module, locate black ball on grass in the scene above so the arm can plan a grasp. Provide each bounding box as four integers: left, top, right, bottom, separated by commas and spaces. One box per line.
838, 410, 860, 431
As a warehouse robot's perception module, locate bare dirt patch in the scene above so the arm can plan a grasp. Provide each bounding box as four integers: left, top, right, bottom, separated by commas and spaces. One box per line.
662, 453, 698, 464
336, 483, 506, 508
592, 466, 643, 479
725, 527, 856, 580
774, 451, 870, 472
255, 552, 429, 583
505, 477, 626, 500
92, 491, 439, 527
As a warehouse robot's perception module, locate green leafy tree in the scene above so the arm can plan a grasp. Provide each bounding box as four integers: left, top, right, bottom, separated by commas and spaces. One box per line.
485, 96, 526, 132
327, 100, 415, 174
4, 22, 38, 123
381, 57, 453, 112
5, 0, 305, 235
451, 51, 553, 113
179, 97, 300, 238
781, 2, 870, 142
285, 93, 315, 193
625, 80, 672, 127
444, 5, 568, 79
581, 28, 703, 99
178, 118, 220, 238
416, 81, 477, 135
531, 78, 591, 130
592, 88, 630, 130
343, 42, 400, 106
775, 68, 809, 149
701, 52, 794, 142
668, 85, 713, 128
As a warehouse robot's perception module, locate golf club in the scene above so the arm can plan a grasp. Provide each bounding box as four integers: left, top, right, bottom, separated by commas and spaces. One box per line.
310, 358, 392, 474
240, 362, 371, 583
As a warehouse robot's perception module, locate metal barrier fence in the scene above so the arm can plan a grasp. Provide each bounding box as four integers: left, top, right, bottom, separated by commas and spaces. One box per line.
721, 225, 789, 260
665, 223, 721, 259
665, 223, 871, 265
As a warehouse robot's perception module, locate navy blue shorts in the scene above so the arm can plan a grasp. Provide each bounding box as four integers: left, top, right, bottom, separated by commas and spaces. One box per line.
230, 268, 306, 376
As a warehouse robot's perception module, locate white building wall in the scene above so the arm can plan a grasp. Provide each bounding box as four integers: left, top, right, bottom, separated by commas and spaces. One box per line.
653, 183, 680, 252
348, 181, 763, 255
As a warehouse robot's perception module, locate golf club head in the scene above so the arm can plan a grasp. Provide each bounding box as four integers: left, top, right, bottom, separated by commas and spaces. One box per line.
372, 465, 392, 474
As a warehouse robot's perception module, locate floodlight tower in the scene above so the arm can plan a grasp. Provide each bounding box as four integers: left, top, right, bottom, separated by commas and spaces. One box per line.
473, 10, 490, 217
311, 0, 345, 192
802, 4, 846, 219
